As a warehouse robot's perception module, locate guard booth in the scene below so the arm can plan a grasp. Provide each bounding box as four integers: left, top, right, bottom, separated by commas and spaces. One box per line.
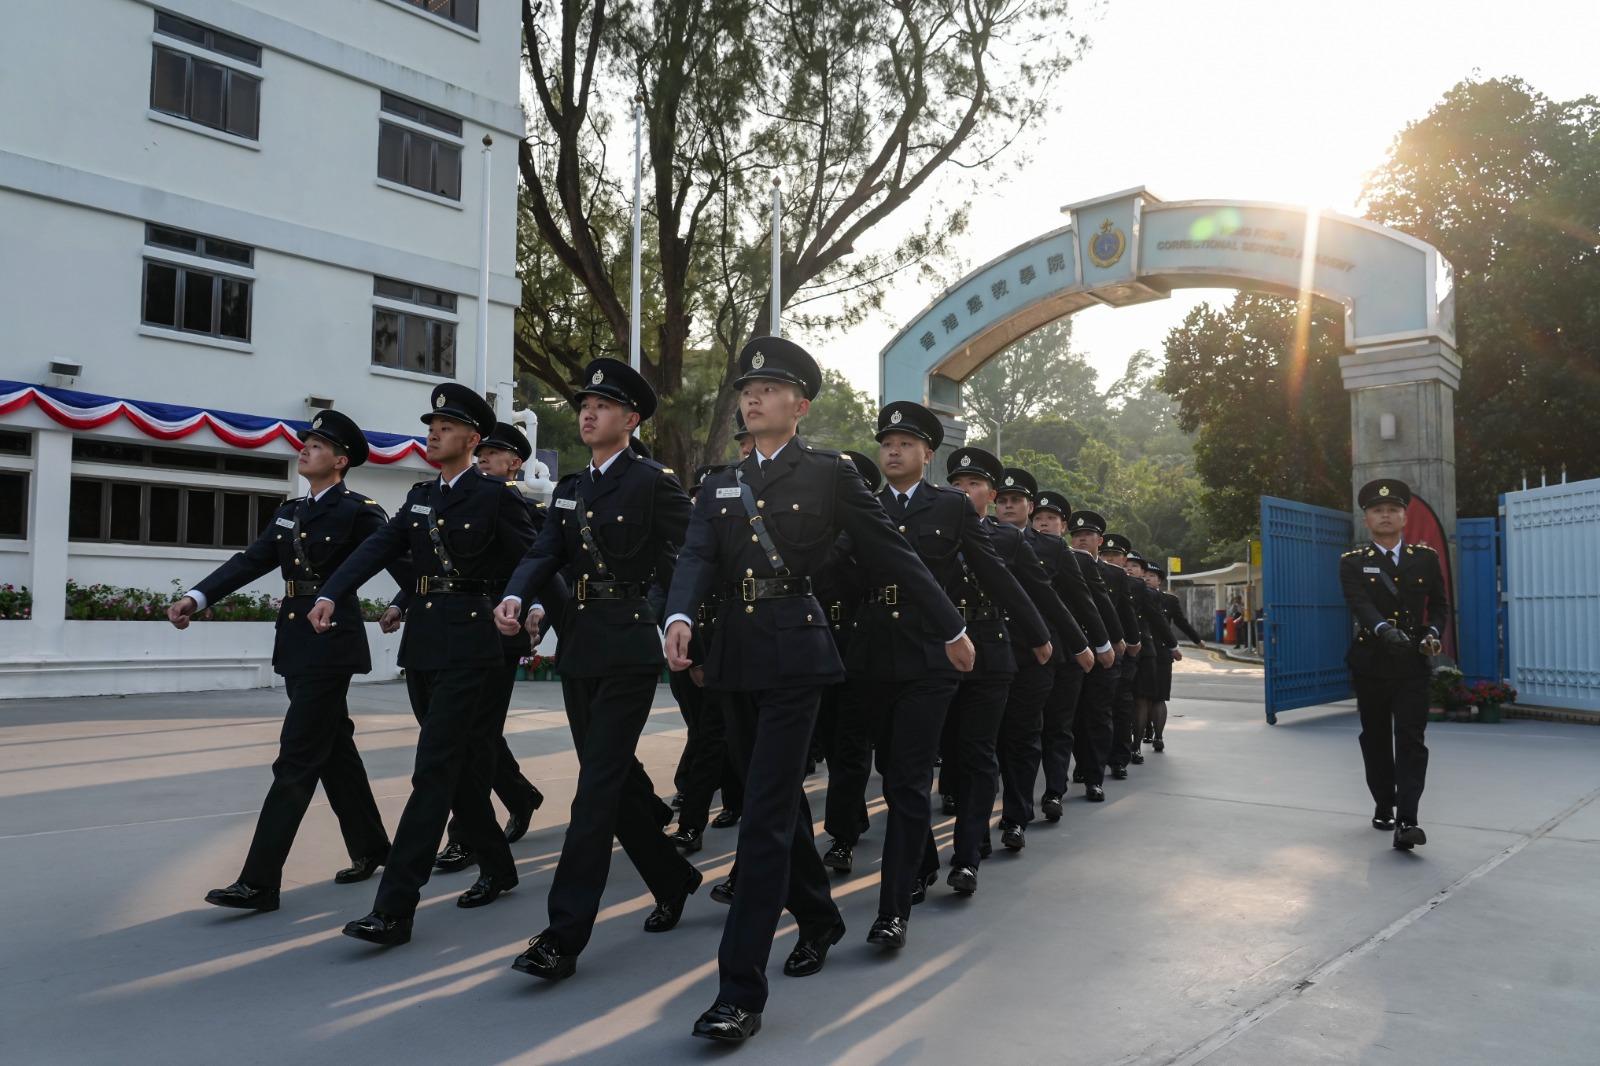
1260, 496, 1353, 723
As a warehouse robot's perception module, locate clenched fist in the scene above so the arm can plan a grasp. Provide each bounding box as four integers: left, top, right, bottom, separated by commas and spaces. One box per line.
166, 596, 198, 630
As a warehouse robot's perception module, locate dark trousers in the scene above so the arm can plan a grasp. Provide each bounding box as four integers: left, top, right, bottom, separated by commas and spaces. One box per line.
997, 657, 1056, 825
1108, 653, 1140, 768
446, 662, 539, 843
1355, 674, 1430, 823
822, 680, 875, 844
1071, 660, 1118, 787
239, 673, 389, 888
1039, 659, 1087, 801
859, 677, 958, 918
718, 686, 841, 1012
372, 667, 513, 917
940, 679, 1011, 868
546, 673, 694, 954
669, 671, 741, 832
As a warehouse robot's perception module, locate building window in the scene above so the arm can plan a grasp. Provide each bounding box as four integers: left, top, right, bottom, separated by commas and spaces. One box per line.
377, 93, 463, 201
68, 477, 284, 548
142, 224, 254, 342
150, 12, 262, 140
72, 439, 290, 479
372, 277, 457, 377
397, 0, 479, 31
0, 472, 26, 538
0, 430, 30, 456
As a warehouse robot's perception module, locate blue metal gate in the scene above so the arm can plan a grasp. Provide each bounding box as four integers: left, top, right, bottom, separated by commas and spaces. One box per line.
1456, 516, 1501, 685
1261, 496, 1354, 723
1503, 478, 1600, 712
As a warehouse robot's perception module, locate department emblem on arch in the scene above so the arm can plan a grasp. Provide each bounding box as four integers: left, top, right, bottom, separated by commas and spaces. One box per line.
1088, 217, 1127, 269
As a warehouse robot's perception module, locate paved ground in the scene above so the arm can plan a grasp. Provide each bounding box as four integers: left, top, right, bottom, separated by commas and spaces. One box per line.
2, 654, 1597, 1065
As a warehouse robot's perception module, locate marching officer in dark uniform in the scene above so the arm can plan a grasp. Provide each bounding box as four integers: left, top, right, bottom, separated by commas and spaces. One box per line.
495, 358, 703, 981
1057, 507, 1127, 800
308, 383, 536, 945
171, 410, 404, 912
1142, 562, 1203, 751
663, 338, 974, 1044
1340, 478, 1450, 850
1100, 534, 1165, 774
1120, 550, 1178, 760
431, 422, 551, 875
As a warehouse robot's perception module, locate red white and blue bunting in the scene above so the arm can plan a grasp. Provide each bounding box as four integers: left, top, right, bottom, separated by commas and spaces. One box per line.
0, 380, 430, 465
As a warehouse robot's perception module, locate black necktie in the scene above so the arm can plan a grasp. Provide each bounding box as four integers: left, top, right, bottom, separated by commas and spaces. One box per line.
440, 480, 451, 498
897, 492, 910, 510
758, 456, 768, 474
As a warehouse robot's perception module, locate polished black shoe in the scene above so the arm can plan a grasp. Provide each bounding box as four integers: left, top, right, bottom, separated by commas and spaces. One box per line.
867, 914, 908, 948
1073, 768, 1086, 784
822, 838, 854, 873
334, 854, 386, 885
1000, 822, 1025, 851
1130, 751, 1145, 765
941, 793, 958, 815
1085, 784, 1106, 802
1393, 823, 1427, 850
710, 807, 741, 829
909, 870, 937, 906
692, 1000, 762, 1043
433, 841, 474, 873
504, 790, 542, 843
709, 875, 736, 905
1110, 765, 1129, 780
644, 867, 703, 932
668, 826, 704, 854
342, 910, 412, 946
947, 865, 978, 895
204, 880, 279, 912
1372, 808, 1396, 831
1152, 738, 1166, 752
1041, 793, 1064, 822
782, 920, 845, 977
457, 872, 517, 909
670, 791, 684, 810
512, 932, 576, 980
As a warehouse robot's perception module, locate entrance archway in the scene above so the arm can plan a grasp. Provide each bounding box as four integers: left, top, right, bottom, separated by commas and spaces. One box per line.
879, 187, 1460, 532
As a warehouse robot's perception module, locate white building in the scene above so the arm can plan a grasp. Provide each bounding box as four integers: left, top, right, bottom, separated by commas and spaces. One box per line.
0, 0, 524, 697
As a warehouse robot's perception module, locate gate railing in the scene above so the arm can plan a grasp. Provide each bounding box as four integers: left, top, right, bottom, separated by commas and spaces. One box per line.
1503, 478, 1600, 712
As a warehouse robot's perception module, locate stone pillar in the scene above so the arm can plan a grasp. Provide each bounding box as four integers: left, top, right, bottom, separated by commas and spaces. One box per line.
1339, 339, 1460, 538
27, 426, 72, 656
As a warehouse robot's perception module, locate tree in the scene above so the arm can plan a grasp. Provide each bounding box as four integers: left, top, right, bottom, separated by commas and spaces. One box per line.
799, 368, 878, 457
1362, 77, 1600, 513
516, 0, 1088, 475
962, 319, 1101, 439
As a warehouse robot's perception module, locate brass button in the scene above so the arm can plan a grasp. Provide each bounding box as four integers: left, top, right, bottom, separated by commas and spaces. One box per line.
721, 507, 728, 515
586, 510, 594, 518
899, 525, 907, 533
891, 611, 900, 619
751, 534, 759, 543
275, 534, 282, 540
746, 568, 754, 577
745, 605, 755, 614
412, 522, 418, 528
616, 515, 623, 522
577, 603, 586, 611
330, 621, 337, 627
757, 500, 765, 508
806, 614, 813, 622
287, 612, 296, 620
935, 529, 941, 535
471, 611, 478, 618
299, 532, 306, 539
792, 503, 800, 510
294, 558, 302, 566
437, 519, 445, 526
425, 602, 433, 608
464, 522, 471, 529
324, 535, 331, 541
633, 613, 640, 620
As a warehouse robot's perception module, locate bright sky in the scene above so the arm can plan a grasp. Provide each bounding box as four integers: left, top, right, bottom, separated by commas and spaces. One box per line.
814, 0, 1599, 397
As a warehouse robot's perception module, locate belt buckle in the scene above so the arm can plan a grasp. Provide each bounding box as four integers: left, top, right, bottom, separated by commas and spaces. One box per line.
741, 577, 757, 603
285, 581, 295, 597
884, 584, 898, 606
829, 602, 840, 623
577, 576, 588, 602
417, 576, 430, 595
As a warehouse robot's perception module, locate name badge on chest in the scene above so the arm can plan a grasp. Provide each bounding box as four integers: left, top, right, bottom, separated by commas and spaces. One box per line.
275, 516, 295, 529
410, 504, 432, 515
715, 487, 742, 499
1363, 566, 1381, 574
554, 498, 578, 510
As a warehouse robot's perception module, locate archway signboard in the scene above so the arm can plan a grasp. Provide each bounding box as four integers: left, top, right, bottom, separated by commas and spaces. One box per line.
880, 187, 1460, 535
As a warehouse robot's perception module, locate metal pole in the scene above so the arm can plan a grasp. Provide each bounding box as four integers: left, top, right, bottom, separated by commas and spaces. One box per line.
630, 96, 643, 371
475, 135, 493, 399
770, 177, 782, 338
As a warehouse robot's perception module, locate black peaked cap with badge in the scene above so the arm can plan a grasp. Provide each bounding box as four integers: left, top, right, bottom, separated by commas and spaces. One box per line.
1101, 533, 1133, 555
732, 336, 822, 399
842, 450, 883, 493
422, 382, 496, 437
479, 421, 532, 462
302, 409, 369, 467
1069, 509, 1107, 535
571, 357, 658, 422
1034, 490, 1069, 517
997, 467, 1038, 498
1358, 478, 1412, 510
947, 446, 1003, 485
876, 400, 944, 449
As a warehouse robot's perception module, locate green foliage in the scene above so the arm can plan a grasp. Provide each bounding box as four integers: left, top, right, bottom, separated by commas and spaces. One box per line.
963, 319, 1101, 430
0, 582, 30, 620
799, 368, 879, 457
61, 580, 391, 622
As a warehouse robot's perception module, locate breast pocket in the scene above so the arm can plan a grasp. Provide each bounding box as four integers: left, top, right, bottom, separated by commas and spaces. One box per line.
914, 525, 960, 564
442, 515, 492, 561
593, 505, 645, 561
768, 497, 829, 550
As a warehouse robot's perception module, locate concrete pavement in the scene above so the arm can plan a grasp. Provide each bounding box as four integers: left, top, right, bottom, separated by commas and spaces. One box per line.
2, 654, 1597, 1065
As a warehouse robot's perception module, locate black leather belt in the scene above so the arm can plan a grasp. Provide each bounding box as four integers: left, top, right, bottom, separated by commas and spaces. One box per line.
284, 580, 322, 598
576, 578, 647, 601
725, 576, 813, 603
863, 585, 900, 605
959, 602, 1001, 622
415, 577, 495, 595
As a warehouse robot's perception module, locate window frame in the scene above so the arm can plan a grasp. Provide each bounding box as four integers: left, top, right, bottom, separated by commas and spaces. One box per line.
140, 225, 256, 344
371, 277, 460, 380
67, 475, 286, 548
377, 0, 481, 36
0, 469, 27, 540
148, 18, 264, 143
376, 95, 465, 203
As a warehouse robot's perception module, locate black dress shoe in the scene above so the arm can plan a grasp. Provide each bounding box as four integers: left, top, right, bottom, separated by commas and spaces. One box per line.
709, 875, 736, 904
822, 838, 854, 873
1130, 751, 1145, 765
692, 1001, 762, 1043
941, 793, 958, 815
433, 841, 474, 872
1372, 808, 1396, 831
342, 911, 412, 945
670, 791, 684, 810
1153, 738, 1165, 752
867, 914, 908, 948
909, 870, 937, 906
334, 854, 386, 885
711, 807, 741, 829
644, 867, 703, 932
1393, 824, 1427, 850
1000, 822, 1025, 851
1041, 794, 1063, 822
947, 866, 978, 895
1073, 768, 1086, 783
512, 931, 576, 980
204, 880, 279, 912
668, 826, 705, 854
504, 791, 541, 843
1085, 784, 1106, 802
782, 920, 845, 977
1111, 765, 1129, 780
457, 872, 517, 908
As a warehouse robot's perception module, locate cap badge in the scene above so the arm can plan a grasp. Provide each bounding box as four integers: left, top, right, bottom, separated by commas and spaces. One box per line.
751, 352, 766, 370
890, 410, 903, 425
591, 369, 604, 384
1004, 475, 1015, 486
1378, 485, 1390, 497
312, 417, 323, 429
434, 394, 445, 409
1076, 518, 1085, 527
959, 455, 971, 467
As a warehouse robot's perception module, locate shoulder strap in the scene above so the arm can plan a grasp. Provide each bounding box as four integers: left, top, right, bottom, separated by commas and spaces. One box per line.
734, 465, 790, 577
575, 509, 611, 578
288, 500, 319, 578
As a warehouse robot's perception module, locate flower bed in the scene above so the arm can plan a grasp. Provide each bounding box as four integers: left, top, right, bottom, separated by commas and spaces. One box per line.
63, 579, 391, 622
517, 653, 558, 681
1429, 664, 1516, 723
0, 583, 29, 619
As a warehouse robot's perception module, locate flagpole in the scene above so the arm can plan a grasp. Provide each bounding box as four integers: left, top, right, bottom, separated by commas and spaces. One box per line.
770, 177, 782, 338
475, 135, 493, 403
630, 95, 643, 371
